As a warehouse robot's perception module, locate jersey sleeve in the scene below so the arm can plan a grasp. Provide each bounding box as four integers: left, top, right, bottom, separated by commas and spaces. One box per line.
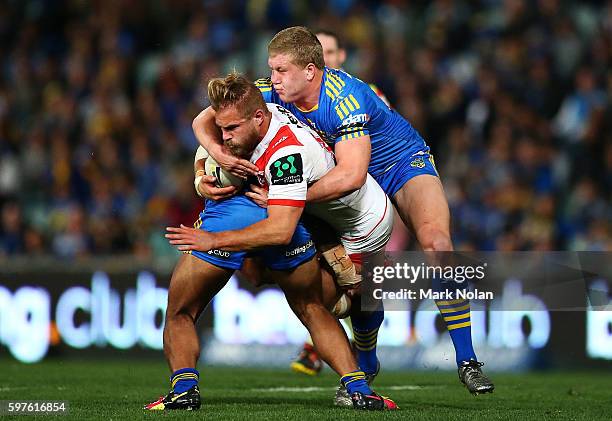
264, 146, 309, 207
332, 87, 371, 143
255, 78, 274, 103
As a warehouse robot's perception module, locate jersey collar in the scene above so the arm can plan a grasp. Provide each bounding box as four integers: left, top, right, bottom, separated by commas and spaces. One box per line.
295, 102, 319, 113
250, 104, 282, 164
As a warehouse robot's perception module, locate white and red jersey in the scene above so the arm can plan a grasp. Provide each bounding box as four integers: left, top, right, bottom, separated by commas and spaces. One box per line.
250, 103, 393, 254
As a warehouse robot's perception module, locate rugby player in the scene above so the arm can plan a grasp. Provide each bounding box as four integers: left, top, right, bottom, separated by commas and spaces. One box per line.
286, 29, 396, 379
148, 73, 397, 411
192, 26, 494, 395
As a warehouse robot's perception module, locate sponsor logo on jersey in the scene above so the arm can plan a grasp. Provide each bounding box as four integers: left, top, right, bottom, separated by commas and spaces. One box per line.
410, 157, 426, 169
285, 240, 314, 257
411, 150, 427, 157
275, 105, 303, 127
270, 135, 288, 150
270, 153, 303, 185
207, 249, 231, 258
342, 113, 369, 126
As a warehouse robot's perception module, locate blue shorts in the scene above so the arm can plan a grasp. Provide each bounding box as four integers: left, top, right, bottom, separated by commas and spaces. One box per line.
375, 150, 439, 197
189, 195, 315, 271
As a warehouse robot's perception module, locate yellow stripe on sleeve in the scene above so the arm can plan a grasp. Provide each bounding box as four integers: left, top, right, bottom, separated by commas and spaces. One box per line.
344, 98, 355, 111
328, 74, 343, 91
325, 81, 339, 97
339, 102, 349, 116
329, 72, 345, 87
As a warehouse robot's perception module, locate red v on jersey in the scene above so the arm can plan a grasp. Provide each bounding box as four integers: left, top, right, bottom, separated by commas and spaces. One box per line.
254, 125, 303, 174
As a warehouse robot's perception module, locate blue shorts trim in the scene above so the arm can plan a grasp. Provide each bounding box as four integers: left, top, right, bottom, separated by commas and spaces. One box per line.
375, 150, 439, 197
190, 249, 243, 270
260, 235, 316, 271
189, 195, 316, 271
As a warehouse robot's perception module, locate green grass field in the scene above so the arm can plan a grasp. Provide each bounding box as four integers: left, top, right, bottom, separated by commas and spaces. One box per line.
0, 359, 610, 420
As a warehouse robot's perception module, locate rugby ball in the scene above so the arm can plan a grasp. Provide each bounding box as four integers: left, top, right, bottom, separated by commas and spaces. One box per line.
205, 155, 245, 189
332, 293, 351, 319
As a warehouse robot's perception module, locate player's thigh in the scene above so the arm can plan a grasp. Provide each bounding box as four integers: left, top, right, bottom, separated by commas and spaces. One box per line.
261, 219, 320, 312
167, 254, 233, 320
271, 257, 324, 313
393, 174, 450, 238
319, 264, 343, 310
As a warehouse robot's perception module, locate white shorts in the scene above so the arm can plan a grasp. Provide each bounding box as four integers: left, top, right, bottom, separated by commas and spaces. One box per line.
339, 196, 393, 255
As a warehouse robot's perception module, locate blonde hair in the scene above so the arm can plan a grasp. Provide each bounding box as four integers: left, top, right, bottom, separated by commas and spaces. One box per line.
268, 26, 325, 69
207, 72, 267, 117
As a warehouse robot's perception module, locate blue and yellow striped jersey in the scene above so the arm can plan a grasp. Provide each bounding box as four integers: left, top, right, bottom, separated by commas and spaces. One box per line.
255, 67, 428, 178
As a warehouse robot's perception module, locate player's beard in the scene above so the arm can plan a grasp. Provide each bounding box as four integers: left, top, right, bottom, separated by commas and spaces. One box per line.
225, 127, 258, 159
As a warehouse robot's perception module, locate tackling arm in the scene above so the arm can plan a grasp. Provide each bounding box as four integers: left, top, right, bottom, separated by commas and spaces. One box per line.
305, 135, 371, 202
192, 107, 222, 154
192, 107, 258, 177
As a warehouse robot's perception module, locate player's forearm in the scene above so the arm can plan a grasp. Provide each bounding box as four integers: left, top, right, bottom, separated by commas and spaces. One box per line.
192, 107, 223, 156
306, 166, 367, 202
210, 218, 294, 251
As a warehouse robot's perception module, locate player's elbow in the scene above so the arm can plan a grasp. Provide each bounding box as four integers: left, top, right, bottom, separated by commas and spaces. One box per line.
192, 107, 212, 131
269, 234, 292, 246
267, 226, 294, 246
192, 111, 205, 132
345, 170, 367, 192
276, 230, 294, 246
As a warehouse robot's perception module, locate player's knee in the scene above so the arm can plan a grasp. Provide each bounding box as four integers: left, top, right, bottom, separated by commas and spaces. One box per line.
292, 300, 325, 326
417, 224, 453, 252
165, 301, 197, 325
432, 235, 453, 252
290, 300, 310, 321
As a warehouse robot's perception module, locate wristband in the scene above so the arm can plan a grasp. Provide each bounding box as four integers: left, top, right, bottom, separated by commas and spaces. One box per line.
194, 175, 204, 197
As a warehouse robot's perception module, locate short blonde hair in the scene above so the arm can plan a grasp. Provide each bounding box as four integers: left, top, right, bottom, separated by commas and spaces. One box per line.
207, 72, 267, 118
268, 26, 325, 69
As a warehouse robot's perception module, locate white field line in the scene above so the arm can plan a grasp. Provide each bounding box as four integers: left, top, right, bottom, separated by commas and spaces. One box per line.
0, 386, 28, 392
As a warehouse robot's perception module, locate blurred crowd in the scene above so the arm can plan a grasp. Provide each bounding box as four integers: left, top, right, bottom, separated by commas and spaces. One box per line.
0, 0, 610, 259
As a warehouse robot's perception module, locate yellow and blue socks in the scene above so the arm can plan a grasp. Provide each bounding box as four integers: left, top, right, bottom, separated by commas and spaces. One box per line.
435, 298, 477, 365
352, 310, 383, 375
171, 368, 199, 393
341, 371, 372, 395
